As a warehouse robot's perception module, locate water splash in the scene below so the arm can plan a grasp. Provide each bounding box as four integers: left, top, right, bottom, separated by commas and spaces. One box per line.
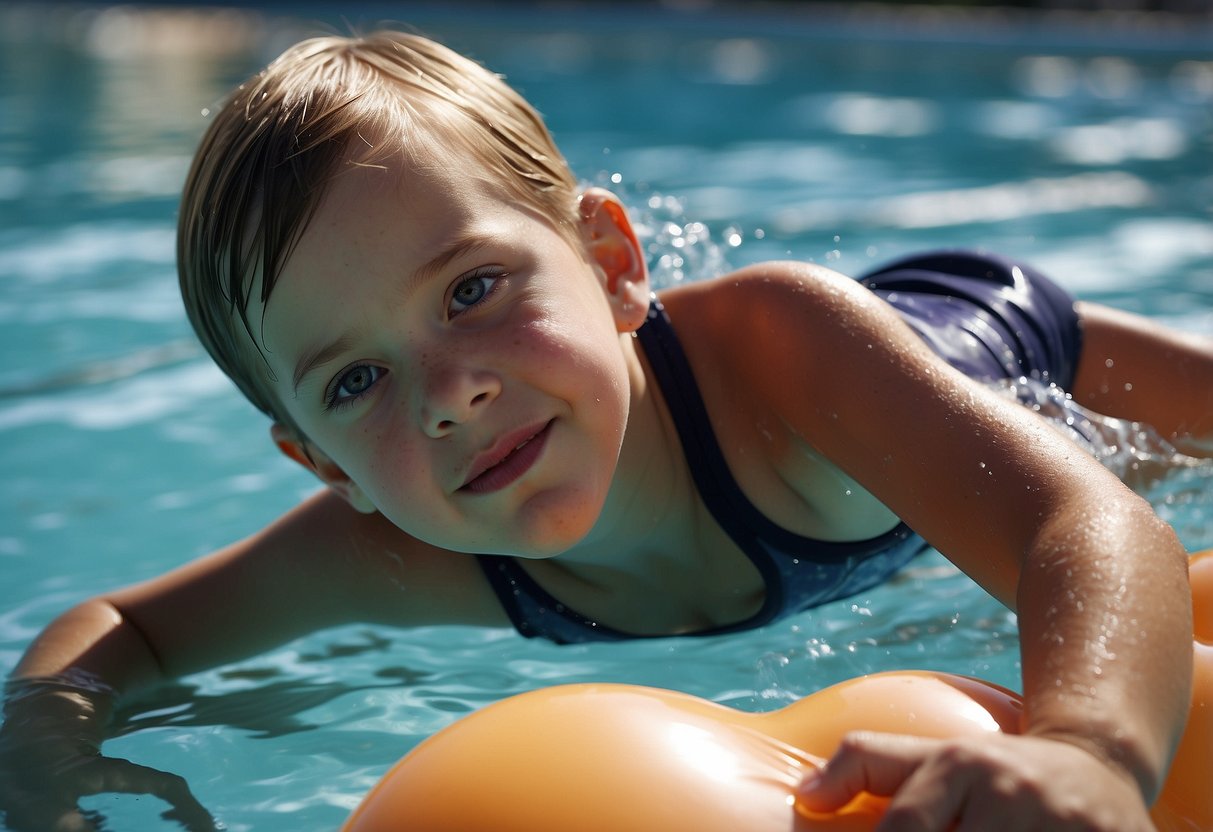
592, 173, 740, 289
989, 375, 1213, 548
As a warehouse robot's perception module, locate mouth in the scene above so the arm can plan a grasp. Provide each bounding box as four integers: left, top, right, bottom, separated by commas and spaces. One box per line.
459, 420, 554, 494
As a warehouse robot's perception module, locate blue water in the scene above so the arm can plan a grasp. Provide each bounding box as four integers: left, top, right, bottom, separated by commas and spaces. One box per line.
1, 3, 1211, 830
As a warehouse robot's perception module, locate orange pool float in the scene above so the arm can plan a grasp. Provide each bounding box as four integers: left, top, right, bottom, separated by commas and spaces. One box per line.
343, 549, 1213, 832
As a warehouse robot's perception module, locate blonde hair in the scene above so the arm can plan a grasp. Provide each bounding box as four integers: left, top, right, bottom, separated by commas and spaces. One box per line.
177, 31, 580, 427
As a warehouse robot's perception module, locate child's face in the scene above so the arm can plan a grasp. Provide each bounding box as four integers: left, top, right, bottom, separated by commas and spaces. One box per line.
257, 155, 647, 557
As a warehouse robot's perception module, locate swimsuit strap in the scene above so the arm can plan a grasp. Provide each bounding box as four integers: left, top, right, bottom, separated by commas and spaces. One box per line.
474, 298, 789, 642
634, 299, 785, 620
636, 299, 909, 562
477, 554, 630, 641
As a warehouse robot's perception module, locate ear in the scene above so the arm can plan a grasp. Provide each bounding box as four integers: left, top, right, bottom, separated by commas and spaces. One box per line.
578, 188, 650, 332
270, 423, 377, 514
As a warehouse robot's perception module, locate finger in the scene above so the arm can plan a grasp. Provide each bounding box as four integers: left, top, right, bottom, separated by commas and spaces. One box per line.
955, 797, 1038, 832
80, 758, 219, 831
796, 732, 941, 812
78, 755, 187, 799
875, 747, 973, 832
162, 801, 223, 832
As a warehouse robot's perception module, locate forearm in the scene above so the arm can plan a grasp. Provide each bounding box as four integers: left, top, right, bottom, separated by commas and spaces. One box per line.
6, 597, 166, 743
1017, 494, 1193, 801
1, 600, 218, 831
13, 597, 165, 690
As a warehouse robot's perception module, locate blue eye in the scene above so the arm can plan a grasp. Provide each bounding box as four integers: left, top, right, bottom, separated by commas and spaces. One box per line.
325, 364, 384, 410
449, 271, 502, 315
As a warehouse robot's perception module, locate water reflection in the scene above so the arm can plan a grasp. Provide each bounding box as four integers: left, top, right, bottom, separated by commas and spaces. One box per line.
0, 6, 1210, 830
0, 5, 295, 225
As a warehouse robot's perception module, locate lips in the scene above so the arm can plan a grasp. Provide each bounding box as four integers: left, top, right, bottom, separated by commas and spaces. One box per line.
459, 420, 553, 494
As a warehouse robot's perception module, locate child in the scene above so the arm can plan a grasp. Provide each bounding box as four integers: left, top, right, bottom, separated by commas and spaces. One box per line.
2, 29, 1209, 832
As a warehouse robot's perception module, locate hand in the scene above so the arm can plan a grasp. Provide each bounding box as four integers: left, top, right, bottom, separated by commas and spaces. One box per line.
795, 731, 1154, 832
0, 683, 219, 832
0, 747, 219, 832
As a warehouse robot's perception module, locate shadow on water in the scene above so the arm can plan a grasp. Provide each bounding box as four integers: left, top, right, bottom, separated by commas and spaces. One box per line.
110, 630, 436, 740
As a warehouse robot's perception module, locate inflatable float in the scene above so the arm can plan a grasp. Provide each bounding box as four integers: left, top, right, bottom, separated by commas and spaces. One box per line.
344, 549, 1212, 831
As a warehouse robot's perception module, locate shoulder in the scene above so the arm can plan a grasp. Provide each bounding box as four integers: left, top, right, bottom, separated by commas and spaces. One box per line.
660, 262, 890, 343
660, 260, 1127, 607
660, 261, 875, 321
657, 261, 899, 392
651, 264, 907, 537
259, 491, 511, 629
110, 490, 509, 649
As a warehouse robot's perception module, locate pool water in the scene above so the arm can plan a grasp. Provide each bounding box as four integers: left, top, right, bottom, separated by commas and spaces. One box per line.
1, 3, 1211, 830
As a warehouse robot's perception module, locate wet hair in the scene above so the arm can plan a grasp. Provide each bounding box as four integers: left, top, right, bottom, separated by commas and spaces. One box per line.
177, 30, 580, 429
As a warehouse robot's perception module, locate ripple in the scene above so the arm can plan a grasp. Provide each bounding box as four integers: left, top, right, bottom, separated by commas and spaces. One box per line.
773, 171, 1153, 232
823, 93, 938, 137
0, 222, 175, 283
0, 361, 231, 431
1050, 117, 1188, 165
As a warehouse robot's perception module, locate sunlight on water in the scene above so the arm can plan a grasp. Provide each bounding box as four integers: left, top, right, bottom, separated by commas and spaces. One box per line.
1, 3, 1210, 830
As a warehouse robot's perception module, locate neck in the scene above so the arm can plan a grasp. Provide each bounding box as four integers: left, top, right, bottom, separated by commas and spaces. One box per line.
544, 332, 699, 582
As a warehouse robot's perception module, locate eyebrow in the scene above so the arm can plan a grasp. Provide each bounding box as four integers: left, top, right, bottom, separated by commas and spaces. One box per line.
290, 233, 494, 395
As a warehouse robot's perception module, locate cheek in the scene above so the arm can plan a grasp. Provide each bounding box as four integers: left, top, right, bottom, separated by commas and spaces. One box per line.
355, 429, 432, 498
519, 298, 626, 375
309, 418, 429, 513
536, 326, 631, 417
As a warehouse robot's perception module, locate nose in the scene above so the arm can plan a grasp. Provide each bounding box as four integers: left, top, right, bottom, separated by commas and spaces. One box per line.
417, 358, 501, 438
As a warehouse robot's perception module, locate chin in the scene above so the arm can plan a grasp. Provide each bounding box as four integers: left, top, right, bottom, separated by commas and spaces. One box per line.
432, 480, 609, 558
493, 522, 593, 560
497, 494, 603, 559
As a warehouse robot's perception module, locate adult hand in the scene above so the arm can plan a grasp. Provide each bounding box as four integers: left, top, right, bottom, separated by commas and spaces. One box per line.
796, 730, 1153, 832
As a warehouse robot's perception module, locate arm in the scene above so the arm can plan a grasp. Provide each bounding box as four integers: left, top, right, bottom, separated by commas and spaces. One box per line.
708, 264, 1191, 827
0, 603, 215, 832
1, 490, 504, 832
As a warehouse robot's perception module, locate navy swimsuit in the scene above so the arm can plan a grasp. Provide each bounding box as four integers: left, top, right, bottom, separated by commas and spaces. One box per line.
475, 250, 1084, 644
